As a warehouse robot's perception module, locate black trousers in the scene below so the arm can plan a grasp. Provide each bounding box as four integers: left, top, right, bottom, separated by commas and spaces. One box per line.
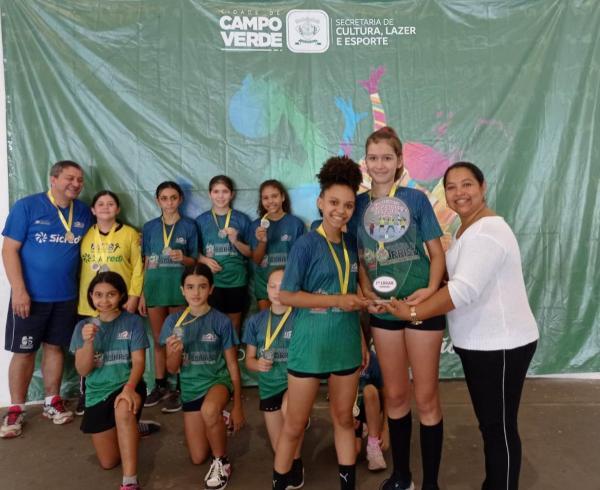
455, 341, 537, 490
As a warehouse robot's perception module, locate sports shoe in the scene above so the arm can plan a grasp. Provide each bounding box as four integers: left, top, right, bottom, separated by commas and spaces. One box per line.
144, 384, 169, 407
366, 441, 387, 471
160, 390, 182, 413
204, 456, 231, 490
138, 419, 161, 437
43, 396, 74, 425
380, 476, 414, 490
119, 484, 141, 490
75, 393, 85, 416
286, 459, 304, 489
0, 406, 25, 438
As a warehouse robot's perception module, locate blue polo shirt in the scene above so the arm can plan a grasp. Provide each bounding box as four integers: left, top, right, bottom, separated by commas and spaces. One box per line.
2, 192, 92, 302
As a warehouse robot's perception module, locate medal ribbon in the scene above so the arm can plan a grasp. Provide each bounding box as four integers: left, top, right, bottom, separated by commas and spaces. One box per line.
368, 183, 399, 255
212, 209, 232, 236
316, 224, 350, 294
264, 307, 292, 351
162, 217, 177, 250
174, 306, 206, 329
46, 190, 73, 236
93, 223, 117, 266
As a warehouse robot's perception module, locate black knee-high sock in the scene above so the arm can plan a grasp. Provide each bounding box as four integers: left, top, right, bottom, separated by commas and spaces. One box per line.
338, 464, 356, 490
176, 373, 181, 392
420, 420, 443, 489
155, 377, 167, 389
388, 412, 412, 481
272, 469, 287, 490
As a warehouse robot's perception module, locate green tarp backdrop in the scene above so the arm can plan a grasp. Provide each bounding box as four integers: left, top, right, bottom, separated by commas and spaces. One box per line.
1, 1, 598, 400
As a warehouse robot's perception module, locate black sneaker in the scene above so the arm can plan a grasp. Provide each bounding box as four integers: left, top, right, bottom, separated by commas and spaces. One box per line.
286, 459, 304, 489
160, 390, 182, 413
380, 475, 414, 490
75, 393, 85, 416
144, 385, 169, 407
204, 456, 231, 490
138, 419, 161, 437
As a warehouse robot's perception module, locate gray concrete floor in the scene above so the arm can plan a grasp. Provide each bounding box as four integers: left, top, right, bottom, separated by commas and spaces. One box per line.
1, 379, 599, 490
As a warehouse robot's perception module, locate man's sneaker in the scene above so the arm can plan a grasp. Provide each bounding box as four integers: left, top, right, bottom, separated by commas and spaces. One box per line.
42, 396, 74, 425
0, 406, 25, 438
204, 456, 231, 490
366, 442, 387, 471
138, 419, 161, 437
380, 476, 414, 490
144, 385, 169, 407
286, 459, 304, 489
160, 391, 182, 413
75, 393, 85, 416
119, 484, 141, 490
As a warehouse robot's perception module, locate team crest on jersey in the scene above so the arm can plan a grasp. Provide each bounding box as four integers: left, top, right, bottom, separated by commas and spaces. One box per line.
19, 336, 34, 350
175, 237, 186, 244
284, 330, 292, 339
73, 221, 86, 228
206, 245, 215, 258
201, 333, 217, 342
117, 330, 130, 340
281, 234, 292, 242
351, 262, 358, 272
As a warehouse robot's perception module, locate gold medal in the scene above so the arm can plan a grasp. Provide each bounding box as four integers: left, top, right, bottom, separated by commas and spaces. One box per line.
65, 231, 75, 243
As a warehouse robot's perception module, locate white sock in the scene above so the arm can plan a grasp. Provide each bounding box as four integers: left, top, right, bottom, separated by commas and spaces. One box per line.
44, 395, 56, 405
122, 475, 137, 485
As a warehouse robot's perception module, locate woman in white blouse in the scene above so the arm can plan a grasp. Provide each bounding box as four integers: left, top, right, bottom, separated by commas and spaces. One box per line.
386, 161, 539, 490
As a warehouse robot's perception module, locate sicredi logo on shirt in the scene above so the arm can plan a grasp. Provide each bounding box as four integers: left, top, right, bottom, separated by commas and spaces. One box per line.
34, 232, 82, 244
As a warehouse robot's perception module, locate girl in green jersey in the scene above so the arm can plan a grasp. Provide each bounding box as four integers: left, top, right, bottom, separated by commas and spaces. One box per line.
272, 157, 369, 490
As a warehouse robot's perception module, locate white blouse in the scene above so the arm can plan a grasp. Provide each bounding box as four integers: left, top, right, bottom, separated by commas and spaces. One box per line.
446, 216, 539, 351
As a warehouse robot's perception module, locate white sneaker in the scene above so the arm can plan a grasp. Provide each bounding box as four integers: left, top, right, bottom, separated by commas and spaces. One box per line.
0, 406, 25, 438
204, 456, 231, 490
366, 441, 387, 471
42, 395, 74, 425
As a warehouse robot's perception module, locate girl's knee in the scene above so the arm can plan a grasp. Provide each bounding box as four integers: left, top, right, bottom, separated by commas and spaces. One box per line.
384, 388, 410, 411
98, 455, 120, 470
415, 392, 441, 419
330, 407, 354, 430
114, 402, 136, 424
190, 450, 210, 465
363, 385, 380, 404
201, 402, 222, 426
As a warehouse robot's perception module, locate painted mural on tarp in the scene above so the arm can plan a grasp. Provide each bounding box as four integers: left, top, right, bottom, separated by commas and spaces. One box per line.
1, 1, 599, 400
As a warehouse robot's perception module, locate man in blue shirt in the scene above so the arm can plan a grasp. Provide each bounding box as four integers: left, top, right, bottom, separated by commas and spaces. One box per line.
1, 160, 92, 438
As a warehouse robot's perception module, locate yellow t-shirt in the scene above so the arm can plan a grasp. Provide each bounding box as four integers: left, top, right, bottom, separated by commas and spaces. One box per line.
78, 223, 143, 316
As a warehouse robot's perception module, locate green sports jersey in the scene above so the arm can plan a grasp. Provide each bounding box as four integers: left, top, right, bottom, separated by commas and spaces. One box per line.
196, 209, 251, 288
242, 308, 296, 399
352, 188, 443, 322
70, 312, 149, 407
142, 216, 199, 306
249, 214, 305, 300
159, 308, 238, 402
281, 231, 361, 374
